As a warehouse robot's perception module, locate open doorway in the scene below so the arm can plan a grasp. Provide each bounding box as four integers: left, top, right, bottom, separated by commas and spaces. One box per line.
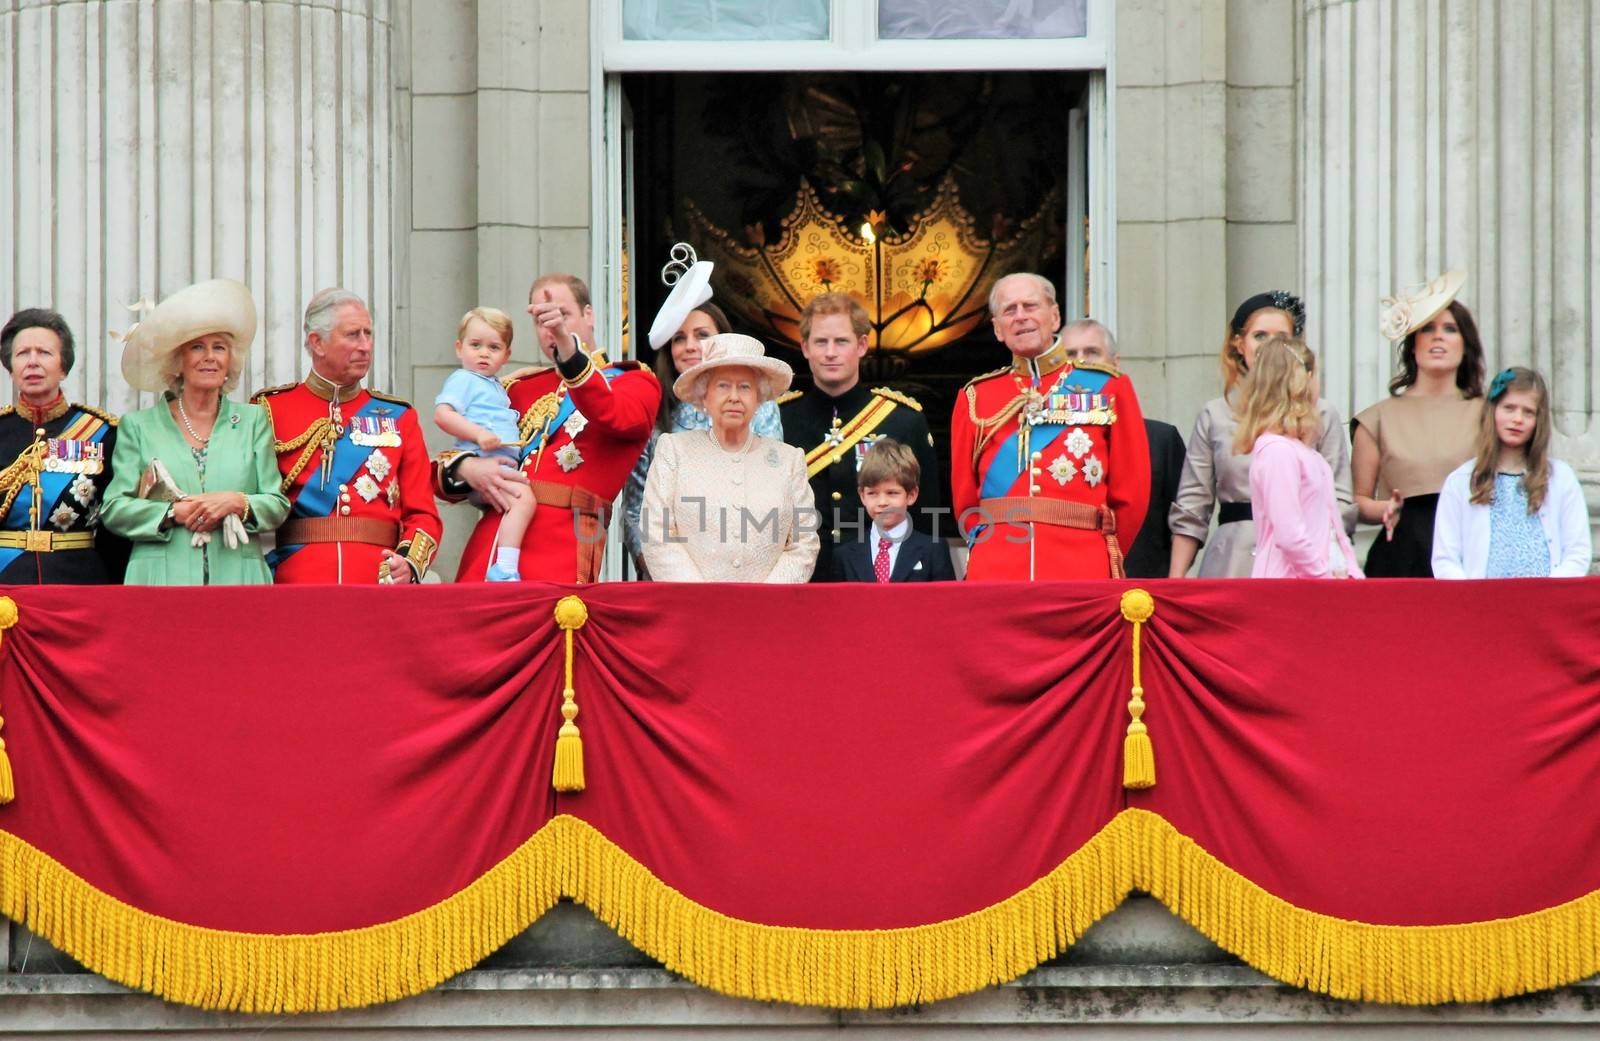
619, 70, 1091, 484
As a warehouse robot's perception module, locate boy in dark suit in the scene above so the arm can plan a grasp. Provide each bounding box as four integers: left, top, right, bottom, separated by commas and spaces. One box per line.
832, 438, 957, 583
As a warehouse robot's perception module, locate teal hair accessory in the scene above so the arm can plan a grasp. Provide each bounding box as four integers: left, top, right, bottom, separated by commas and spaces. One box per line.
1488, 368, 1517, 401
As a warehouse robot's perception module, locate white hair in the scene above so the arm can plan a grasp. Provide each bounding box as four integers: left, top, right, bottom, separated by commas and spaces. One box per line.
303, 288, 368, 346
987, 273, 1058, 315
1062, 318, 1117, 354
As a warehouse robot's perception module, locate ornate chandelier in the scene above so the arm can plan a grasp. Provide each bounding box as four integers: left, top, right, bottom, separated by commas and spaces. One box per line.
686, 176, 1059, 357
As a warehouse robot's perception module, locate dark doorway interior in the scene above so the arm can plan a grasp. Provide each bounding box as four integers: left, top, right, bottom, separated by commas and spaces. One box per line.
623, 70, 1087, 504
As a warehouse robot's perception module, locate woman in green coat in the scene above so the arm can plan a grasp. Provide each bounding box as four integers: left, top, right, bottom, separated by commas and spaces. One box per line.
101, 279, 289, 585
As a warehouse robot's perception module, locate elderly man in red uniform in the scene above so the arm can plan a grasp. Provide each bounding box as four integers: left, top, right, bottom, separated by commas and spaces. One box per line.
254, 289, 443, 584
950, 273, 1149, 580
438, 273, 659, 582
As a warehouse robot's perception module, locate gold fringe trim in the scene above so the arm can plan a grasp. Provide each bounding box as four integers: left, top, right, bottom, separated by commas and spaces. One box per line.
5, 811, 1600, 1012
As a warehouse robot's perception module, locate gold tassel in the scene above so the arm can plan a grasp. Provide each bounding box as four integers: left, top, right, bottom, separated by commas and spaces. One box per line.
0, 595, 18, 803
1119, 589, 1156, 790
551, 595, 589, 792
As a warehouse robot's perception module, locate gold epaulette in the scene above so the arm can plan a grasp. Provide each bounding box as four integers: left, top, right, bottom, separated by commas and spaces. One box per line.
606, 359, 655, 377
1072, 360, 1122, 378
250, 382, 299, 403
871, 386, 922, 412
0, 406, 15, 420
368, 389, 414, 408
776, 389, 804, 406
502, 365, 554, 389
74, 403, 119, 426
961, 365, 1012, 391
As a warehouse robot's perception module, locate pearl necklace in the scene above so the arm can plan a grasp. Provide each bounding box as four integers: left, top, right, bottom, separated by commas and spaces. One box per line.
176, 395, 216, 447
708, 426, 754, 459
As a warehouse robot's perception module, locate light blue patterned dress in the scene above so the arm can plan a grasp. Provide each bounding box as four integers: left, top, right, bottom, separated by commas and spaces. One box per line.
1484, 473, 1550, 577
622, 400, 783, 578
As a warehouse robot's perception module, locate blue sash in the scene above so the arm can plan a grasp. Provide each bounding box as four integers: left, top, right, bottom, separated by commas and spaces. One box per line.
515, 366, 625, 465
0, 414, 112, 571
269, 397, 407, 570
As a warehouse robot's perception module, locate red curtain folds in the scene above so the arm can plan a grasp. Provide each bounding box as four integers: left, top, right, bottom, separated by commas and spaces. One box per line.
0, 580, 1595, 1011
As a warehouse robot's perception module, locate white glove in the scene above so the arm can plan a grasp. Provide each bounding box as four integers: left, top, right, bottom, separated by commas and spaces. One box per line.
189, 529, 213, 549
221, 514, 249, 550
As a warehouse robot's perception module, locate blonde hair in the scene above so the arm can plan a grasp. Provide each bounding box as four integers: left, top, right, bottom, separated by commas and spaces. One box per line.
1469, 367, 1551, 513
455, 306, 514, 350
1231, 335, 1321, 454
857, 437, 920, 492
1220, 307, 1296, 396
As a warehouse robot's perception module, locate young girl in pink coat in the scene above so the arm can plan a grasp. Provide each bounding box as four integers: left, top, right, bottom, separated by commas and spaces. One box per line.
1235, 337, 1364, 579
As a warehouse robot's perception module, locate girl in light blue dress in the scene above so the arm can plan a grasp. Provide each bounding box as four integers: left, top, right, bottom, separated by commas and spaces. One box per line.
1432, 367, 1593, 578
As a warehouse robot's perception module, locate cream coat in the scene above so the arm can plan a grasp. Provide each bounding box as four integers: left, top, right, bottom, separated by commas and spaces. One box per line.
641, 429, 818, 583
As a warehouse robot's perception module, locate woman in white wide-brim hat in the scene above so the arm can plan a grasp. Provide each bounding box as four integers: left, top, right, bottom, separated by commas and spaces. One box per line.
1351, 269, 1486, 577
99, 278, 290, 585
640, 333, 818, 583
620, 244, 783, 579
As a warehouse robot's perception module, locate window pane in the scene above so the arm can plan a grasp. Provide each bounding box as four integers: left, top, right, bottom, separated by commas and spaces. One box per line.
624, 0, 829, 41
879, 0, 1087, 39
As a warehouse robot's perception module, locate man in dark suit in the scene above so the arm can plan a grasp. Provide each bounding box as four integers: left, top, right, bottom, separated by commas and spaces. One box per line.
1058, 319, 1185, 578
831, 438, 955, 583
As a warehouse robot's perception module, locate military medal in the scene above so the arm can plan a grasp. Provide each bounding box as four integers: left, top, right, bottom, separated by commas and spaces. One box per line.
1065, 427, 1092, 459
355, 474, 381, 502
70, 473, 96, 506
1049, 454, 1077, 486
48, 503, 78, 531
562, 410, 588, 439
350, 415, 401, 448
556, 442, 584, 473
1083, 454, 1105, 487
387, 482, 400, 508
365, 448, 392, 483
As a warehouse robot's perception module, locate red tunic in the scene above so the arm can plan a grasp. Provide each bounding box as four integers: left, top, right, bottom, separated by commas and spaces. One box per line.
445, 355, 659, 583
254, 380, 443, 584
949, 351, 1150, 581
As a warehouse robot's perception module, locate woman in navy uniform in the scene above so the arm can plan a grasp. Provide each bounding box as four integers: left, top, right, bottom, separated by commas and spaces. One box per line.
0, 309, 126, 583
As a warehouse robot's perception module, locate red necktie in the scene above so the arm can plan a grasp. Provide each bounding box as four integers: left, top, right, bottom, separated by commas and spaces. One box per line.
873, 536, 892, 583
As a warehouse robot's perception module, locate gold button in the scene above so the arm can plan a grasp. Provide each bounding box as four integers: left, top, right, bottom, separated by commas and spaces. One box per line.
1030, 485, 1041, 494
339, 505, 351, 516
339, 483, 349, 492
34, 428, 46, 437
340, 493, 350, 504
1031, 451, 1042, 460
1030, 467, 1041, 476
831, 491, 842, 502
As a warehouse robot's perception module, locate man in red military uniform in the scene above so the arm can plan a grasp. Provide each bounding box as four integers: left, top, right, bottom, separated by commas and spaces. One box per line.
437, 273, 659, 582
254, 289, 442, 584
950, 273, 1149, 580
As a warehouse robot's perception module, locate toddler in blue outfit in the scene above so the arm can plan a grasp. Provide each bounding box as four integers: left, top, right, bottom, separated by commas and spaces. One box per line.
433, 306, 533, 581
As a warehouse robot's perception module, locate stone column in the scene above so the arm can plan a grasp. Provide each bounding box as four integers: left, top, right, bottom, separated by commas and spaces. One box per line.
0, 0, 396, 413
1302, 0, 1600, 523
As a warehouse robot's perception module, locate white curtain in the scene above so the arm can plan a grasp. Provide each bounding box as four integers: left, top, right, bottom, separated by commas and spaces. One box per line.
879, 0, 1086, 39
623, 0, 829, 40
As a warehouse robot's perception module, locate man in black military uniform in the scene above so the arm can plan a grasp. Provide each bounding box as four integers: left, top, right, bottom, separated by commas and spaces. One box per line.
0, 309, 127, 584
778, 292, 939, 582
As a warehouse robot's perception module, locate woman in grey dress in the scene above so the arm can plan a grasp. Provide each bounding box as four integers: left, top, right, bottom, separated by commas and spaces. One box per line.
1168, 291, 1355, 577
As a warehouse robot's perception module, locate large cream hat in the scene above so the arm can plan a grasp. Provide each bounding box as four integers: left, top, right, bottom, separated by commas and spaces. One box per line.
647, 243, 714, 351
117, 278, 257, 393
673, 333, 793, 406
1378, 269, 1465, 342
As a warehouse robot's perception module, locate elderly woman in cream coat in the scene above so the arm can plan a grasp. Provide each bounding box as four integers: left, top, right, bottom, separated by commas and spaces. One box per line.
641, 334, 818, 582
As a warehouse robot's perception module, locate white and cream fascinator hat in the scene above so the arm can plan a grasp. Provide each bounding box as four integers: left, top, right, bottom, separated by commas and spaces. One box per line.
647, 243, 714, 351
673, 333, 793, 407
116, 278, 258, 393
1378, 269, 1466, 343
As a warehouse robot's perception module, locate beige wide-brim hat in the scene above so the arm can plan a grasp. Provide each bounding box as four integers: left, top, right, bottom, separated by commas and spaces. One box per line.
1378, 269, 1466, 342
648, 258, 714, 350
672, 333, 793, 407
118, 278, 258, 393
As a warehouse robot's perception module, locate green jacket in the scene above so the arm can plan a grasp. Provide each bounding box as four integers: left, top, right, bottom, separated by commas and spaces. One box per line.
100, 399, 290, 585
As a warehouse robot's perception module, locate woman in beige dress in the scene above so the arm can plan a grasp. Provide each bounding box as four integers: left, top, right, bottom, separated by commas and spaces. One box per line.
641, 333, 818, 582
1168, 291, 1355, 577
1353, 271, 1484, 577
